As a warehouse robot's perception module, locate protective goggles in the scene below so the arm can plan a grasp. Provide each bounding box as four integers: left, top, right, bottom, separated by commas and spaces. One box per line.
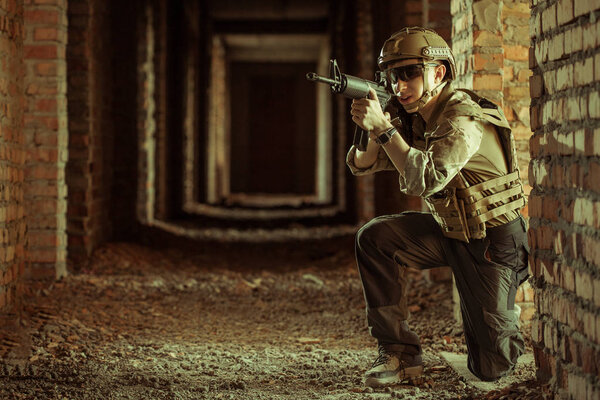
385, 63, 440, 84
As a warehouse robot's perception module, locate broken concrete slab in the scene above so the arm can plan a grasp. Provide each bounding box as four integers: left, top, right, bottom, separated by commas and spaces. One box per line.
440, 351, 535, 392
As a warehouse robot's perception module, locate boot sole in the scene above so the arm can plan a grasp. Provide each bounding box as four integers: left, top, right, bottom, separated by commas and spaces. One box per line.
364, 364, 424, 387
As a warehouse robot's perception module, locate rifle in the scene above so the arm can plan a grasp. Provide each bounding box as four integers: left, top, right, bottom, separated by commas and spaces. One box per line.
306, 59, 393, 151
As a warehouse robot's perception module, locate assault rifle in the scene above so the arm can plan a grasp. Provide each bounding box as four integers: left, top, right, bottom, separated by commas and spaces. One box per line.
306, 59, 393, 151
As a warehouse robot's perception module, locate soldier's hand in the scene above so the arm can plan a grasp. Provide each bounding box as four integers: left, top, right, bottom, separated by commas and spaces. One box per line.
351, 88, 393, 135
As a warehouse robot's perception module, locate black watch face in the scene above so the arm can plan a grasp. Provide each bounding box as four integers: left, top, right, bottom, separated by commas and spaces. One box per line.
376, 129, 394, 145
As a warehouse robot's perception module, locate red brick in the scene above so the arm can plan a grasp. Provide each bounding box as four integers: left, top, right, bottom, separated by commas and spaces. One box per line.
69, 134, 90, 147
534, 347, 554, 382
517, 68, 532, 83
504, 44, 529, 61
33, 131, 58, 146
24, 10, 59, 24
33, 0, 64, 5
28, 148, 58, 163
473, 73, 503, 90
34, 62, 57, 76
27, 249, 57, 264
473, 30, 502, 46
503, 105, 515, 121
404, 15, 422, 25
27, 165, 58, 180
33, 116, 59, 130
474, 52, 503, 70
28, 231, 60, 247
33, 27, 58, 41
29, 199, 61, 216
24, 45, 57, 59
589, 161, 600, 192
505, 86, 530, 101
24, 183, 58, 197
404, 0, 423, 13
35, 98, 57, 112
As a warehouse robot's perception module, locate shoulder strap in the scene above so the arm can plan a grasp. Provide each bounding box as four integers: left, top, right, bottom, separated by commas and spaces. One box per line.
456, 89, 511, 129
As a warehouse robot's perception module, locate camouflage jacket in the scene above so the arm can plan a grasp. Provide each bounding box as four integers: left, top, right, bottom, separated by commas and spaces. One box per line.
346, 82, 520, 225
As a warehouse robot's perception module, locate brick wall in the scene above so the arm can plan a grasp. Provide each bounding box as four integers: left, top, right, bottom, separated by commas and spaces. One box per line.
426, 0, 452, 41
0, 1, 26, 312
23, 0, 68, 281
153, 0, 168, 221
502, 0, 532, 194
501, 0, 535, 318
451, 0, 534, 320
66, 0, 113, 266
452, 0, 531, 189
529, 0, 600, 397
353, 0, 376, 224
110, 0, 139, 240
137, 2, 156, 224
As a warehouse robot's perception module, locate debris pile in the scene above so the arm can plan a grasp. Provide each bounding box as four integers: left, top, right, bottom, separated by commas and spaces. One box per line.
0, 241, 544, 399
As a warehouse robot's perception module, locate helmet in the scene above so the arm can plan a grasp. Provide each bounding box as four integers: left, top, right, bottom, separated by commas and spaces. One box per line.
378, 27, 456, 80
378, 27, 456, 113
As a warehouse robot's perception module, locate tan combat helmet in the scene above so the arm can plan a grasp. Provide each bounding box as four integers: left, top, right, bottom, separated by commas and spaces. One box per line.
378, 27, 456, 79
378, 27, 456, 113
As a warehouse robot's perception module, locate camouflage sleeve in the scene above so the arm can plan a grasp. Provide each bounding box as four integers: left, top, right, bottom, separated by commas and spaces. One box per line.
398, 116, 484, 197
346, 145, 396, 176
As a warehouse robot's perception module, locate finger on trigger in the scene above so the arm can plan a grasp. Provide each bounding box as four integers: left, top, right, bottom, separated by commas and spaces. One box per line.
368, 87, 378, 100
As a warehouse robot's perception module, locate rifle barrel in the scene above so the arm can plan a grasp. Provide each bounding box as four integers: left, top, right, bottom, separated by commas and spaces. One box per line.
306, 72, 339, 86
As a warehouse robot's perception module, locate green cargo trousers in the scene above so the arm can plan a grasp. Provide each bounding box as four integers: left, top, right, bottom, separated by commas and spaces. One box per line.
355, 211, 530, 381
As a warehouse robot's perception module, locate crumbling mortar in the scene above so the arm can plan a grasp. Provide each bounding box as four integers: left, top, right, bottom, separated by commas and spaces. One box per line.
531, 239, 600, 289
556, 355, 600, 387
531, 9, 600, 43
528, 203, 600, 249
528, 0, 557, 18
450, 26, 473, 42
530, 46, 600, 74
535, 284, 600, 332
472, 45, 505, 54
529, 93, 600, 121
537, 120, 600, 137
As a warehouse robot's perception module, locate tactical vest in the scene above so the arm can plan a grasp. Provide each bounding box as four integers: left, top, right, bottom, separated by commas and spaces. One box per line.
424, 89, 526, 243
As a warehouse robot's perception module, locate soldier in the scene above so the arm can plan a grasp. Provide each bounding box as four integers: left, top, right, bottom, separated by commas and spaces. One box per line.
347, 27, 530, 386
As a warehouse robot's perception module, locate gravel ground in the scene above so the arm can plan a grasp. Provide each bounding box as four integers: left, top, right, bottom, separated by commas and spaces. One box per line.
0, 239, 552, 399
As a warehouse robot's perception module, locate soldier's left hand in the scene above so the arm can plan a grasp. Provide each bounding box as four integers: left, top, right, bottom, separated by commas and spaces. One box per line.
351, 88, 393, 134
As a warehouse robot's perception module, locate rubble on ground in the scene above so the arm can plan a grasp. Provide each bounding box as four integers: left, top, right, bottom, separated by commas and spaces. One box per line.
0, 241, 549, 399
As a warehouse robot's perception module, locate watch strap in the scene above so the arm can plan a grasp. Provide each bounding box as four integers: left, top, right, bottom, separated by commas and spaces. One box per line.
375, 126, 397, 145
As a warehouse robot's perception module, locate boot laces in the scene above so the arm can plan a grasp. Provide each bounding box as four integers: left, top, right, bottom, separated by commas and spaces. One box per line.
372, 345, 394, 368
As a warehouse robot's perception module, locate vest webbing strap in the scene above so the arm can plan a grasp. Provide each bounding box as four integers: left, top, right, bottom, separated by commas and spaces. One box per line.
458, 171, 520, 198
468, 197, 526, 225
463, 185, 524, 214
434, 215, 463, 226
430, 206, 459, 217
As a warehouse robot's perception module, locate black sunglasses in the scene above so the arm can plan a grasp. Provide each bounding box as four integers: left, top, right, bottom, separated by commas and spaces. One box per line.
385, 63, 439, 84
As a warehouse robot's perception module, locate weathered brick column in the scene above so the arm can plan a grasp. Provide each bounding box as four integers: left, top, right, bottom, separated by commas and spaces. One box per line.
137, 2, 156, 224
451, 0, 534, 322
353, 0, 376, 224
66, 0, 113, 266
23, 1, 68, 280
501, 0, 535, 318
0, 2, 27, 312
529, 0, 600, 397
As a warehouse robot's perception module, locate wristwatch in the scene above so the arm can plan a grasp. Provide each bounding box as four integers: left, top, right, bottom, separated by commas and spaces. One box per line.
374, 126, 397, 145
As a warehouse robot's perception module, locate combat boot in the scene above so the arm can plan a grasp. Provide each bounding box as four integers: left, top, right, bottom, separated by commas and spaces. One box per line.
364, 345, 423, 387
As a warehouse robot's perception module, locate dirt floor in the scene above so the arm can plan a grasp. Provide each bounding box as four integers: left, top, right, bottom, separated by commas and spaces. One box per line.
0, 237, 553, 399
